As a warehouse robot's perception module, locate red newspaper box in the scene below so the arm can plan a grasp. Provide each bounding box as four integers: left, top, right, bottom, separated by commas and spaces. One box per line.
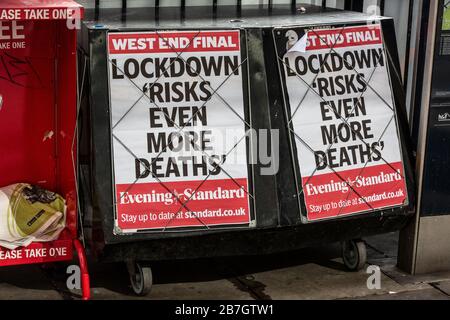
0, 1, 89, 299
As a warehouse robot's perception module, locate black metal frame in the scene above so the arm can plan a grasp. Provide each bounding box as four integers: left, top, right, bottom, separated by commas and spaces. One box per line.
267, 19, 415, 224
78, 4, 415, 263
79, 25, 281, 248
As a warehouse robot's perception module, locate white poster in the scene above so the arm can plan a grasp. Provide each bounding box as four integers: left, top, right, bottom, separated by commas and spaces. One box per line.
278, 24, 408, 221
107, 30, 251, 232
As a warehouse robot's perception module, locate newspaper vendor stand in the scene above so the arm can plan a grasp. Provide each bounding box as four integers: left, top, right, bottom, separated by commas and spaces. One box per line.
0, 1, 90, 300
78, 3, 415, 295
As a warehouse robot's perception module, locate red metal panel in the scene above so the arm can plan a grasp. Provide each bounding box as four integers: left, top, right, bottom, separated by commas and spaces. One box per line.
0, 0, 83, 21
0, 239, 73, 266
0, 1, 84, 265
55, 19, 78, 236
0, 20, 57, 191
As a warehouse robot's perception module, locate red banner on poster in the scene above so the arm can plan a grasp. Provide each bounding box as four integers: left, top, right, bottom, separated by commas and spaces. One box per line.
108, 31, 240, 54
306, 25, 382, 51
302, 162, 406, 220
116, 178, 249, 230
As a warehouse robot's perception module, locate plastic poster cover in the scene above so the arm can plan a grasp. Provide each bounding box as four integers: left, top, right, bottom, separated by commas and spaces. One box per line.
274, 23, 408, 222
107, 30, 252, 233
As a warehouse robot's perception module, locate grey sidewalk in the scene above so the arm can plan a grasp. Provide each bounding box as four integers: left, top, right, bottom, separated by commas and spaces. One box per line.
0, 232, 449, 300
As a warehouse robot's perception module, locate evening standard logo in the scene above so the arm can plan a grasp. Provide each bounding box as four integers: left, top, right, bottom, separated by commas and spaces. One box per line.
305, 170, 403, 196
119, 186, 246, 205
438, 112, 450, 122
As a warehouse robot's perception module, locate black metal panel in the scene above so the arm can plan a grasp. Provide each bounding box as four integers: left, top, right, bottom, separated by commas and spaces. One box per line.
246, 28, 280, 228
85, 27, 115, 252
79, 24, 281, 247
262, 28, 301, 226
380, 18, 416, 213
78, 5, 416, 262
430, 3, 450, 102
345, 0, 364, 12
97, 213, 410, 262
271, 20, 415, 224
420, 107, 450, 216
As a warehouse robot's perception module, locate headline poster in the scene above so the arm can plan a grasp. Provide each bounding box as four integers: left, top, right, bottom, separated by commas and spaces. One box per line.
107, 30, 251, 232
275, 24, 408, 221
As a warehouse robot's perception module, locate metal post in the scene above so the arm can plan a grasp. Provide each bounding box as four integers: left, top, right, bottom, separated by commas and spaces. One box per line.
213, 0, 218, 18
95, 0, 99, 20
180, 0, 186, 21
121, 0, 127, 22
344, 0, 364, 12
403, 0, 416, 91
155, 0, 160, 22
379, 0, 385, 15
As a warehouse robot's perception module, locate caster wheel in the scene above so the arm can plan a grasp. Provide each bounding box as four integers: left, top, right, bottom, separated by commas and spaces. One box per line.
127, 262, 153, 296
342, 239, 367, 271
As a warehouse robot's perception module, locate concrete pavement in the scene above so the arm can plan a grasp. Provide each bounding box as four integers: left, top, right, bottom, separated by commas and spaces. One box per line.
0, 232, 449, 300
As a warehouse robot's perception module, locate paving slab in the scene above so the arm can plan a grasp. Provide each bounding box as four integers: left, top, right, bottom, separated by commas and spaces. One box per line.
365, 232, 399, 258
358, 288, 450, 300
149, 280, 254, 300
251, 258, 431, 300
381, 265, 450, 286
77, 246, 343, 300
0, 265, 62, 300
56, 260, 254, 300
87, 279, 254, 300
0, 235, 448, 300
364, 232, 450, 289
432, 280, 450, 296
42, 240, 435, 300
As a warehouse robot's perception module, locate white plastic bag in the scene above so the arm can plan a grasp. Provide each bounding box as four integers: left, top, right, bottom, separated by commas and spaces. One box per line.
0, 183, 66, 250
